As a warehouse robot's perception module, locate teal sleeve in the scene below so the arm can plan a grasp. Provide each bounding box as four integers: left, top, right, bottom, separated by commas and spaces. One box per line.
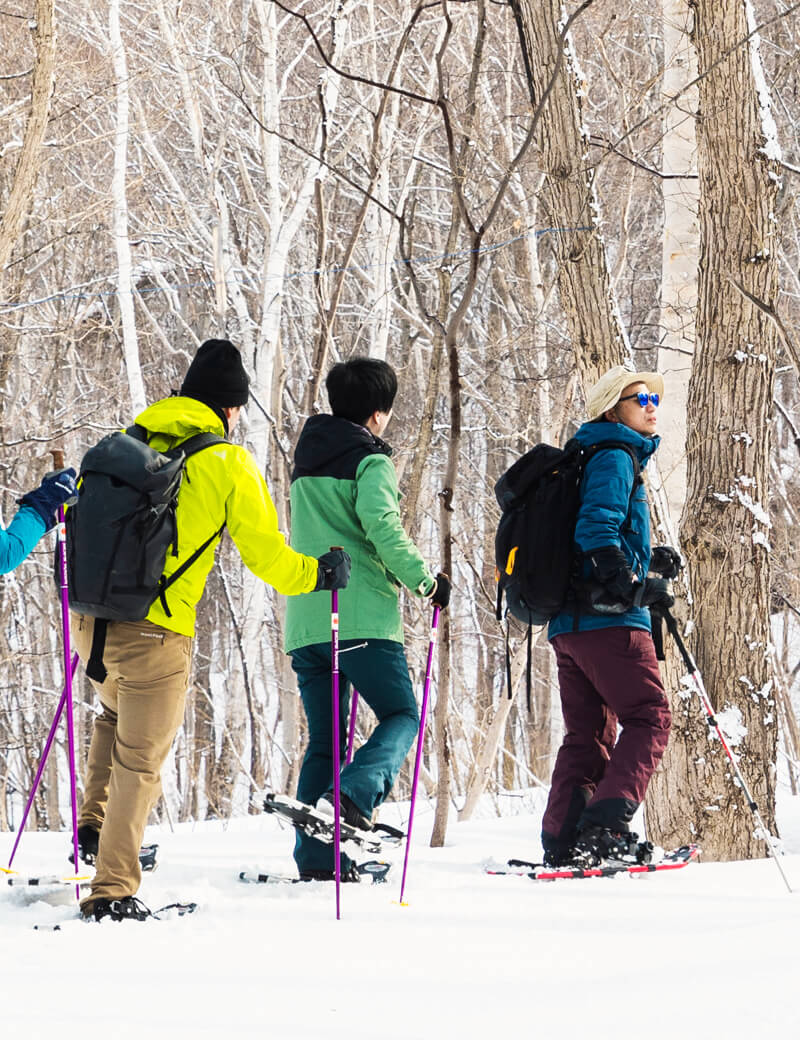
575, 451, 635, 552
354, 455, 435, 596
0, 507, 47, 575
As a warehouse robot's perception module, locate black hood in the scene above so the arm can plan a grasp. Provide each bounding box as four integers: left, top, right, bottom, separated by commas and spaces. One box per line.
292, 414, 392, 481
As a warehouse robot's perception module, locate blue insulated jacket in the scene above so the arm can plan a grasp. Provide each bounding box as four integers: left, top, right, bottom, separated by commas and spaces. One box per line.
548, 421, 660, 639
0, 507, 46, 575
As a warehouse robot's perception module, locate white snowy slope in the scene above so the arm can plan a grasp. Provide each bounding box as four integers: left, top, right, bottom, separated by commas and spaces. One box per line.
2, 791, 799, 1040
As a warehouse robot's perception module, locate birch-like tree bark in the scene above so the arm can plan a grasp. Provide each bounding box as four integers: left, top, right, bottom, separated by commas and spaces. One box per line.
108, 0, 145, 413
648, 0, 781, 859
512, 0, 628, 384
656, 0, 699, 525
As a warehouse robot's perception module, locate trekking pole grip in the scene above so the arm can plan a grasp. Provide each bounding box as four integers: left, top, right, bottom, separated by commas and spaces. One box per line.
50, 449, 66, 470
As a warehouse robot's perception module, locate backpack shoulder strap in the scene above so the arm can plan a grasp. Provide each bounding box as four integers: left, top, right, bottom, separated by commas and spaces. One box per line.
156, 432, 227, 617
125, 423, 148, 443
581, 441, 642, 486
577, 442, 643, 537
124, 426, 226, 459
173, 431, 227, 458
157, 522, 225, 616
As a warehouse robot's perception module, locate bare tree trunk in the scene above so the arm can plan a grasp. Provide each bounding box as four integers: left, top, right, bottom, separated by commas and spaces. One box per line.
459, 633, 545, 820
513, 0, 628, 383
0, 0, 56, 275
648, 0, 780, 859
430, 337, 461, 846
109, 0, 145, 413
656, 0, 699, 525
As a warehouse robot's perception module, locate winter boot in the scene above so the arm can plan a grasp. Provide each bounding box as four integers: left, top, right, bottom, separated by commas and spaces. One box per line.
71, 824, 100, 866
542, 846, 577, 868
298, 863, 362, 883
316, 791, 371, 832
571, 826, 654, 867
86, 895, 152, 922
70, 830, 158, 872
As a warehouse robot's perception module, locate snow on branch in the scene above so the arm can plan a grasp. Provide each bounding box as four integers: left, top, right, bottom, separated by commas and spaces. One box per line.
744, 0, 782, 162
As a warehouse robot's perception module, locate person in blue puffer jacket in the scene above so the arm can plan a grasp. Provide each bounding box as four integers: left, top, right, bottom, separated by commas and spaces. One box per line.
541, 366, 680, 869
1, 467, 78, 574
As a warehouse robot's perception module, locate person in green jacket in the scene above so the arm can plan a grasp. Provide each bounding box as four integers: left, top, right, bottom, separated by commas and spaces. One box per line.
74, 340, 349, 921
285, 356, 450, 881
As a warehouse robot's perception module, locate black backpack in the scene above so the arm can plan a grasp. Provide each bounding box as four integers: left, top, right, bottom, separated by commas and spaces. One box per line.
66, 425, 225, 680
494, 437, 640, 627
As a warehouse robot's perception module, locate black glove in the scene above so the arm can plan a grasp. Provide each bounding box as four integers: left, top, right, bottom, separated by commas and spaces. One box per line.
19, 468, 78, 532
314, 549, 351, 591
641, 577, 674, 613
430, 572, 451, 610
649, 545, 682, 580
588, 546, 638, 603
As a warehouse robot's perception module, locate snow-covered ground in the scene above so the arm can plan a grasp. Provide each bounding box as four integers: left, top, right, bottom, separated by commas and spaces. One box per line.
2, 789, 800, 1040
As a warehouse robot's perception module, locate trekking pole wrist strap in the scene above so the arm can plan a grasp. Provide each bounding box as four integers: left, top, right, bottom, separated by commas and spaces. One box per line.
86, 619, 109, 683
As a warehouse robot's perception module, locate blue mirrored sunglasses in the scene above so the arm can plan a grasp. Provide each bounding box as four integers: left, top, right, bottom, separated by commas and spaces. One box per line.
619, 391, 660, 408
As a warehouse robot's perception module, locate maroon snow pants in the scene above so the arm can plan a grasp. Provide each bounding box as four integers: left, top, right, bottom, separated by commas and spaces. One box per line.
541, 626, 671, 851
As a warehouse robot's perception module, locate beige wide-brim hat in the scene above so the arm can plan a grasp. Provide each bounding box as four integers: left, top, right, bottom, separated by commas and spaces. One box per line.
586, 365, 665, 420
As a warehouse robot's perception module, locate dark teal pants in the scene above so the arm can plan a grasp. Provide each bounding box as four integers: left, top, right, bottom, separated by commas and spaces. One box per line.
290, 639, 419, 873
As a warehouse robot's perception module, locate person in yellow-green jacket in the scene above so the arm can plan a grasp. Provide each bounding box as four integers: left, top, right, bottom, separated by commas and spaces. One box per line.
285, 357, 451, 882
73, 340, 350, 922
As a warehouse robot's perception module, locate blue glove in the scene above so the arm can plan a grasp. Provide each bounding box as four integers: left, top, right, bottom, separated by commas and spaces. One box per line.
19, 468, 78, 532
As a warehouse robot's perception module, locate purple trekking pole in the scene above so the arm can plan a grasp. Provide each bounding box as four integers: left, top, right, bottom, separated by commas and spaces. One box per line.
330, 548, 343, 920
5, 653, 79, 872
52, 448, 81, 899
399, 605, 440, 905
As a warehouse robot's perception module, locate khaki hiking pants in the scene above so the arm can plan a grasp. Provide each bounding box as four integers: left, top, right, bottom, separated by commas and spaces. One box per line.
72, 614, 192, 908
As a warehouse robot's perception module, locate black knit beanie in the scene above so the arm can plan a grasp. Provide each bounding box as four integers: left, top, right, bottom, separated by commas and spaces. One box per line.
180, 339, 250, 408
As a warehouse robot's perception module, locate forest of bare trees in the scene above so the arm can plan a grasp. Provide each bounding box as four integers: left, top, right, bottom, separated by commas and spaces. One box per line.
2, 0, 800, 862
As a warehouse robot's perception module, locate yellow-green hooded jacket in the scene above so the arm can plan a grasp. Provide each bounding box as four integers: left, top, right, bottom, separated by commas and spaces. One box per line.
135, 397, 318, 636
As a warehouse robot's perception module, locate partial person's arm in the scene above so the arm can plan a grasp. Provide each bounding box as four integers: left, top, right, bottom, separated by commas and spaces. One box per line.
354, 454, 435, 596
1, 467, 78, 575
575, 450, 640, 606
574, 449, 636, 552
0, 508, 46, 575
225, 448, 319, 596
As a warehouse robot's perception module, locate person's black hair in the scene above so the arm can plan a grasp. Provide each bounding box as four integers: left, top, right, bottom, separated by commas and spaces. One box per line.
326, 357, 397, 425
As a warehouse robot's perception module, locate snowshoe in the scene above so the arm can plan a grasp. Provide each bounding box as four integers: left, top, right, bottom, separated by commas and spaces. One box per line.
85, 895, 196, 922
239, 859, 391, 886
262, 793, 403, 855
317, 791, 372, 831
570, 826, 654, 868
487, 844, 699, 881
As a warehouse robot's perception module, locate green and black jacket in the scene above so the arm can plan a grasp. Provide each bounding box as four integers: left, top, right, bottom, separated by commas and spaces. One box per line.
284, 414, 434, 652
